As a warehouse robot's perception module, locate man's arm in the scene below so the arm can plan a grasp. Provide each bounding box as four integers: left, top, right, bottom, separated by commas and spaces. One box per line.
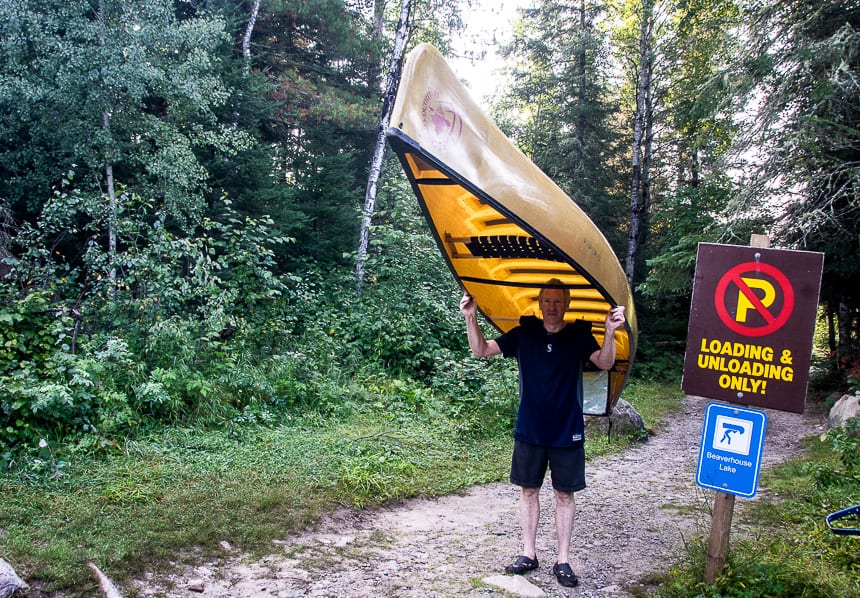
459, 293, 501, 358
590, 306, 625, 370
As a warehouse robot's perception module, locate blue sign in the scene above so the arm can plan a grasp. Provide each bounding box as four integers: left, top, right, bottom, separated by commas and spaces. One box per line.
696, 403, 768, 498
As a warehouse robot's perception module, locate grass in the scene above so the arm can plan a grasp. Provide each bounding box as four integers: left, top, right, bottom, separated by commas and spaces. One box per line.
11, 373, 854, 598
1, 406, 515, 595
639, 408, 860, 598
0, 374, 673, 596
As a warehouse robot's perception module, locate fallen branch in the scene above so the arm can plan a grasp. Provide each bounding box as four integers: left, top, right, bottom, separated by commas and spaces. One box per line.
0, 558, 28, 598
87, 562, 123, 598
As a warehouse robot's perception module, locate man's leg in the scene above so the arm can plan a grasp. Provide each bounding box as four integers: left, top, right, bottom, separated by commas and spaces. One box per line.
520, 486, 541, 559
553, 489, 575, 564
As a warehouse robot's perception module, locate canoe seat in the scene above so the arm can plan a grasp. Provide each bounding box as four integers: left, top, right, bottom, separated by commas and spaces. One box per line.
464, 235, 565, 262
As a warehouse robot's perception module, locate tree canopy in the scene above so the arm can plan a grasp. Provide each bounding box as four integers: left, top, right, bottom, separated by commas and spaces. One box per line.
1, 0, 858, 450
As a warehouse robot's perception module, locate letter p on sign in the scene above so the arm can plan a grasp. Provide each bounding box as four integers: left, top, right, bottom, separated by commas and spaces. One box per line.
736, 278, 776, 323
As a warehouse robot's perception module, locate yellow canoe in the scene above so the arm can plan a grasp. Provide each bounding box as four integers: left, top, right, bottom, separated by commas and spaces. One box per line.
385, 43, 637, 415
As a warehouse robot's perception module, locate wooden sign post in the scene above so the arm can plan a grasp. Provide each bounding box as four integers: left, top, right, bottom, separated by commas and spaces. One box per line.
704, 491, 735, 583
683, 234, 824, 583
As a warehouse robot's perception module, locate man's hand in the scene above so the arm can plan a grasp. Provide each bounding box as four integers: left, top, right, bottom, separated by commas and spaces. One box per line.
460, 292, 501, 357
459, 292, 477, 317
605, 306, 626, 334
591, 306, 625, 370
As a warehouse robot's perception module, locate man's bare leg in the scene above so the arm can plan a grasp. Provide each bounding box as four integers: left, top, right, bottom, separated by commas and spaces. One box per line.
520, 486, 541, 559
554, 489, 576, 564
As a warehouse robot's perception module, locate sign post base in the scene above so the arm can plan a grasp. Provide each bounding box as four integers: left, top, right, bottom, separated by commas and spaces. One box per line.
704, 491, 735, 583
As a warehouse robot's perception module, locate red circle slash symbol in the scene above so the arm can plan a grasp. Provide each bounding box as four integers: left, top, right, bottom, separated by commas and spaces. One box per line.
714, 261, 794, 337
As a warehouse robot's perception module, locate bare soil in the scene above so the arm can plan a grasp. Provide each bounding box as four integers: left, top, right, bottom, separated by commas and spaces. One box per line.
130, 395, 825, 597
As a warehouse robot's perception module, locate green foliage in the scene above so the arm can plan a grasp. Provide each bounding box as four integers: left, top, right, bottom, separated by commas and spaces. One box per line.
726, 0, 860, 357
0, 290, 73, 376
1, 148, 522, 461
247, 0, 382, 268
640, 179, 732, 301
0, 0, 243, 220
497, 0, 628, 254
0, 179, 292, 447
807, 416, 860, 490
0, 287, 90, 445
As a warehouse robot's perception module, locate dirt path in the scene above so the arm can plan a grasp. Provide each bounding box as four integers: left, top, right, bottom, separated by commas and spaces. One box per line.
132, 396, 825, 597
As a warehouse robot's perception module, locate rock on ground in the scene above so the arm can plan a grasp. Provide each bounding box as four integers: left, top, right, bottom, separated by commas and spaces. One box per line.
828, 394, 860, 430
1, 558, 29, 598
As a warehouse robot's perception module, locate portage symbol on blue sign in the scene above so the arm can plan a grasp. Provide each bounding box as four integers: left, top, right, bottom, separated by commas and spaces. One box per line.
696, 403, 768, 498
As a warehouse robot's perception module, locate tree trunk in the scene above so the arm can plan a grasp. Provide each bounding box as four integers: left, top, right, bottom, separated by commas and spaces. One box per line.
837, 297, 852, 362
97, 1, 117, 294
356, 0, 413, 294
639, 28, 653, 280
0, 206, 14, 281
103, 112, 117, 291
367, 0, 386, 91
242, 0, 261, 75
625, 2, 653, 285
575, 0, 587, 167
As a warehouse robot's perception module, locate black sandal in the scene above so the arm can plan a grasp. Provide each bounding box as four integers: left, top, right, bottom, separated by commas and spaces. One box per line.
553, 562, 579, 587
505, 555, 539, 574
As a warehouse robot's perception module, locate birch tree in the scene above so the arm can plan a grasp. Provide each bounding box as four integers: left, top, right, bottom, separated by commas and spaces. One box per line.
623, 0, 656, 286
242, 0, 261, 74
96, 0, 119, 289
356, 0, 413, 293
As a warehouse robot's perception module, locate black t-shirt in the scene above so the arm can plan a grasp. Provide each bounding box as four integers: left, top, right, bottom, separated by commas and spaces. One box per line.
495, 316, 600, 447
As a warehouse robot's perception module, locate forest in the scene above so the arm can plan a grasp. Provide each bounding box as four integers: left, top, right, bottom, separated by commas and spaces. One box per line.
2, 0, 857, 453
0, 0, 859, 594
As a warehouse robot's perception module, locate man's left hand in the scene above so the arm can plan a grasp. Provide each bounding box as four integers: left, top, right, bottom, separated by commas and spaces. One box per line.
605, 306, 626, 334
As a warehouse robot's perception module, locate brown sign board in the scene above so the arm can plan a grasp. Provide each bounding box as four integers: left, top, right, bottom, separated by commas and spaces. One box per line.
682, 243, 824, 413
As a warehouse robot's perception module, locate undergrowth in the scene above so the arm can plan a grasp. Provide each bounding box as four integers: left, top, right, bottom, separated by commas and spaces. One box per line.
0, 371, 670, 596
642, 415, 860, 598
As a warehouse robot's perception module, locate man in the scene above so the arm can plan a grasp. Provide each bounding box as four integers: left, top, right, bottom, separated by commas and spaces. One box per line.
459, 279, 625, 588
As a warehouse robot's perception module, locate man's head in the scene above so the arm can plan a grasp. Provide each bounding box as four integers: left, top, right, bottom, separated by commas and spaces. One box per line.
539, 279, 570, 305
538, 278, 569, 327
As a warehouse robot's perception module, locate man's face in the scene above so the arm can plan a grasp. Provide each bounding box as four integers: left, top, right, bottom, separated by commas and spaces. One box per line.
539, 288, 568, 326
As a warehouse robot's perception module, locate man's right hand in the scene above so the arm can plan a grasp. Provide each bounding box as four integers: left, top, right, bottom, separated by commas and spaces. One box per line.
459, 292, 476, 317
460, 292, 501, 357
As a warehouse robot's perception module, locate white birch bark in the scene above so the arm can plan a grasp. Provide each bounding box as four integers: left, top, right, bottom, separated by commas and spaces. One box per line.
242, 0, 261, 75
97, 1, 118, 292
356, 0, 413, 293
625, 1, 654, 285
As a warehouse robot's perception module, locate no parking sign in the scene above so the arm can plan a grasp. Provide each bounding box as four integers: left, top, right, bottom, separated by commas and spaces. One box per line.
682, 243, 824, 413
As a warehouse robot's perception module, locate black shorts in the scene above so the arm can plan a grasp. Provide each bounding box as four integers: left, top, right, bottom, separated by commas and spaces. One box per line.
509, 440, 586, 493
